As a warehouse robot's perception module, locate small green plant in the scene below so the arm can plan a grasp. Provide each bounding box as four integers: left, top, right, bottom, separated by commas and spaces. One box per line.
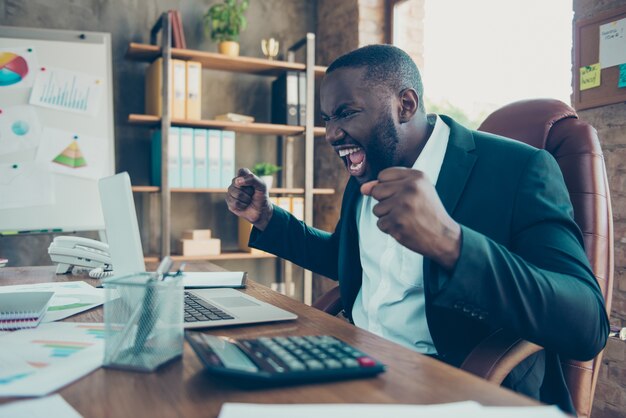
203, 0, 249, 43
252, 162, 281, 176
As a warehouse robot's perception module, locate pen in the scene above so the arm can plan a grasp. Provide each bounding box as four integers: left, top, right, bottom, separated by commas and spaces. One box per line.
171, 262, 186, 278
155, 256, 173, 280
133, 278, 158, 353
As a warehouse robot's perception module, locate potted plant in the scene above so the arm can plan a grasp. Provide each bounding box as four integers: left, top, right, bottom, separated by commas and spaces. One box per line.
252, 162, 281, 190
203, 0, 249, 56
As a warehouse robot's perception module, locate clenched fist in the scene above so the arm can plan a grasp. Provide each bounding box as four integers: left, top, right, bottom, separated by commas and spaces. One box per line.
225, 168, 273, 231
360, 167, 461, 271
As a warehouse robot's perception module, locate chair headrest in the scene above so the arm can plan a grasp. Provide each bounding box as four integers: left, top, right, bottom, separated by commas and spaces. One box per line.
478, 99, 578, 150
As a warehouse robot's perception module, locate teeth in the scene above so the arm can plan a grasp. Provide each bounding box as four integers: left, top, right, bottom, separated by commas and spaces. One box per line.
350, 160, 364, 171
338, 147, 361, 157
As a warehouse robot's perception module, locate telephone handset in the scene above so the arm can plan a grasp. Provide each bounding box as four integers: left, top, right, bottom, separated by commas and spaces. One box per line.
48, 236, 112, 275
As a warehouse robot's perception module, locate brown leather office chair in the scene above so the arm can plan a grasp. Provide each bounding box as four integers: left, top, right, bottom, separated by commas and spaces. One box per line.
313, 99, 614, 418
459, 99, 614, 418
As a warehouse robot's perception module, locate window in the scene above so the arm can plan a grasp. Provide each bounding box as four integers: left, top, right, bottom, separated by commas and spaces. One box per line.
391, 0, 573, 128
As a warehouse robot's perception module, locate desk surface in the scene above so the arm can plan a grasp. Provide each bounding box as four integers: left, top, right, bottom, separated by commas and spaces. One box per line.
0, 265, 538, 417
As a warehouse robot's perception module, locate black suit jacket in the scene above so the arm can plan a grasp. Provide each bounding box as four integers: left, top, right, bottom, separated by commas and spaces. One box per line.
250, 116, 609, 413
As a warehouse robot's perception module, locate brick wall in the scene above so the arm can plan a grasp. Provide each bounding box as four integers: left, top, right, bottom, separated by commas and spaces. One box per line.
391, 0, 425, 68
573, 2, 626, 417
358, 0, 387, 46
583, 103, 626, 417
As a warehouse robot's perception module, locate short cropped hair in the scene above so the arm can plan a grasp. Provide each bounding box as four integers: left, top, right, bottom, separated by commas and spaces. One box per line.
326, 44, 425, 111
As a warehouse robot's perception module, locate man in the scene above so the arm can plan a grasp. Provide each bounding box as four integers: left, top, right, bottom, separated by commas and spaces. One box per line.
226, 45, 609, 413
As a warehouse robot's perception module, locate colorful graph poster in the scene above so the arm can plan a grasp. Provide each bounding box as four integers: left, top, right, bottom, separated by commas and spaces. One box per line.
0, 161, 54, 210
0, 105, 42, 156
35, 126, 106, 180
0, 322, 104, 397
0, 47, 39, 89
29, 66, 103, 116
0, 281, 104, 323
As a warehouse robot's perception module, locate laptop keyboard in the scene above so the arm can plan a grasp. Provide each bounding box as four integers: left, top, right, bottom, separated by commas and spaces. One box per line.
184, 291, 235, 323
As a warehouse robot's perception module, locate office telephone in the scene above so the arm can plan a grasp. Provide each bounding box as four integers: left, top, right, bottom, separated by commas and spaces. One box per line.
48, 236, 112, 275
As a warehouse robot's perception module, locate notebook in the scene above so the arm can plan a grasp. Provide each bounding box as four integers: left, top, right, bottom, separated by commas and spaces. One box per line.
0, 291, 54, 330
98, 172, 297, 329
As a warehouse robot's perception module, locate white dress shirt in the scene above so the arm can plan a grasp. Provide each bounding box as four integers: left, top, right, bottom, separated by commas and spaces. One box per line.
352, 115, 451, 354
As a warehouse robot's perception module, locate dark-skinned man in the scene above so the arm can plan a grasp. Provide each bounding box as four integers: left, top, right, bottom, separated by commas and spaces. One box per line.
226, 45, 609, 414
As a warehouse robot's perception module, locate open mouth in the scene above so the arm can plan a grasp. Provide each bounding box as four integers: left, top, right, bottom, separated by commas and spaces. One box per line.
338, 146, 366, 177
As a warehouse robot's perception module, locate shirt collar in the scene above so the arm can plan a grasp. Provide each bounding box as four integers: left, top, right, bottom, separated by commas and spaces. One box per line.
411, 114, 450, 185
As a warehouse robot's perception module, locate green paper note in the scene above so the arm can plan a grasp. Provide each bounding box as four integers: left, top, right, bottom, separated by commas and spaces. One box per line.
619, 64, 626, 88
580, 64, 601, 91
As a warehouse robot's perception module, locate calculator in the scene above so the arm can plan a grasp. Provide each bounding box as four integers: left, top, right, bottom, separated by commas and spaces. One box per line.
185, 331, 386, 384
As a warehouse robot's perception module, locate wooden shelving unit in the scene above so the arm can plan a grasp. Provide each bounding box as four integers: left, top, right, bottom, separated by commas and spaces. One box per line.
132, 186, 335, 195
144, 251, 276, 263
130, 16, 324, 302
126, 42, 327, 77
128, 114, 325, 137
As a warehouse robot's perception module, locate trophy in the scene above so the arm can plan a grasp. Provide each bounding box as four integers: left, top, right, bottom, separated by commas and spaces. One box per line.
261, 38, 280, 60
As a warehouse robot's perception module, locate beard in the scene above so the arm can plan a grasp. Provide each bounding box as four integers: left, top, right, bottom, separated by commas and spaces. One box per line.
367, 110, 400, 180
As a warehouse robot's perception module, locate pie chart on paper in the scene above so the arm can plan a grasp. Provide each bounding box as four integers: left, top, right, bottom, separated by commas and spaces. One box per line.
0, 52, 29, 87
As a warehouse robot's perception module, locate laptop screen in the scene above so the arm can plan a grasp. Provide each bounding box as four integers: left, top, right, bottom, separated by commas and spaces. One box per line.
98, 172, 146, 276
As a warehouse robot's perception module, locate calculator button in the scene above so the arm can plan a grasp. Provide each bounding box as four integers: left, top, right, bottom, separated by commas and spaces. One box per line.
340, 358, 359, 368
286, 361, 306, 371
323, 359, 343, 369
266, 357, 285, 373
305, 359, 325, 370
357, 357, 377, 367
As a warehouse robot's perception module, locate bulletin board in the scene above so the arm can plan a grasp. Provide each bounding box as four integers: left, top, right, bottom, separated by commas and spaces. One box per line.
0, 26, 114, 233
574, 4, 626, 110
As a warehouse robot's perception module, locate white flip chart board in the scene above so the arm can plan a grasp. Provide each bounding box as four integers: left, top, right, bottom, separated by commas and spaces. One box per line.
0, 26, 114, 233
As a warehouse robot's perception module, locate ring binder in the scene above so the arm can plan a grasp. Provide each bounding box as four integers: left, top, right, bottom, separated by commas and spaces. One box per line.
0, 292, 54, 330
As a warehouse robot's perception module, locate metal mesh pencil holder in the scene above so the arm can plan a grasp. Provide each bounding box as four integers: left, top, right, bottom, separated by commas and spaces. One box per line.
103, 272, 183, 372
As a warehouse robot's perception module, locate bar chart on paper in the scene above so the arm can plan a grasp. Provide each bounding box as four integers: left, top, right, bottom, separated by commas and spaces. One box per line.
29, 66, 103, 115
0, 322, 104, 396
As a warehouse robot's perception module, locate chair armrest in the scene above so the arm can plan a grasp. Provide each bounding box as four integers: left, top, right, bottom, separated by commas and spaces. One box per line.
312, 285, 343, 316
460, 329, 543, 384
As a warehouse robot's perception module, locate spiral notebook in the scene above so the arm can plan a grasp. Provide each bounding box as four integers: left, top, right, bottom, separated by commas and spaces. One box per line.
0, 292, 54, 330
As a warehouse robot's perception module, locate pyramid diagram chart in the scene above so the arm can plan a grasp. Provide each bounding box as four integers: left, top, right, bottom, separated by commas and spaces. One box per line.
52, 140, 87, 168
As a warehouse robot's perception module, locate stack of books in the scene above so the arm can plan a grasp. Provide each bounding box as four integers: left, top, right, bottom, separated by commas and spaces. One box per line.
168, 10, 186, 49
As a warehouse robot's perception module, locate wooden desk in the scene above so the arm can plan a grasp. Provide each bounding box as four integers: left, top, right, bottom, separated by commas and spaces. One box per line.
0, 265, 538, 417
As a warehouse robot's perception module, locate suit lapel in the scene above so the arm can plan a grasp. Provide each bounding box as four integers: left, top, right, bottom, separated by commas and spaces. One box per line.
424, 115, 477, 295
436, 115, 478, 215
338, 177, 363, 316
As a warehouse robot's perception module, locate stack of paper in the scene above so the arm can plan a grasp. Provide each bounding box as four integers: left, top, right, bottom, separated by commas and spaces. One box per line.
0, 394, 82, 418
218, 402, 569, 418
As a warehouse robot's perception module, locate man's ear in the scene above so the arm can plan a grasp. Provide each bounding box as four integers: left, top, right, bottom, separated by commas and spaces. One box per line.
398, 88, 419, 123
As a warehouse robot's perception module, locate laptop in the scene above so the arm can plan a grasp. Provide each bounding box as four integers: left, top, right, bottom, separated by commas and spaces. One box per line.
98, 172, 297, 329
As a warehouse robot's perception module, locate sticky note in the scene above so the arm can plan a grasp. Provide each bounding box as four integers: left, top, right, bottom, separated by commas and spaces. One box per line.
580, 64, 601, 91
619, 64, 626, 88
